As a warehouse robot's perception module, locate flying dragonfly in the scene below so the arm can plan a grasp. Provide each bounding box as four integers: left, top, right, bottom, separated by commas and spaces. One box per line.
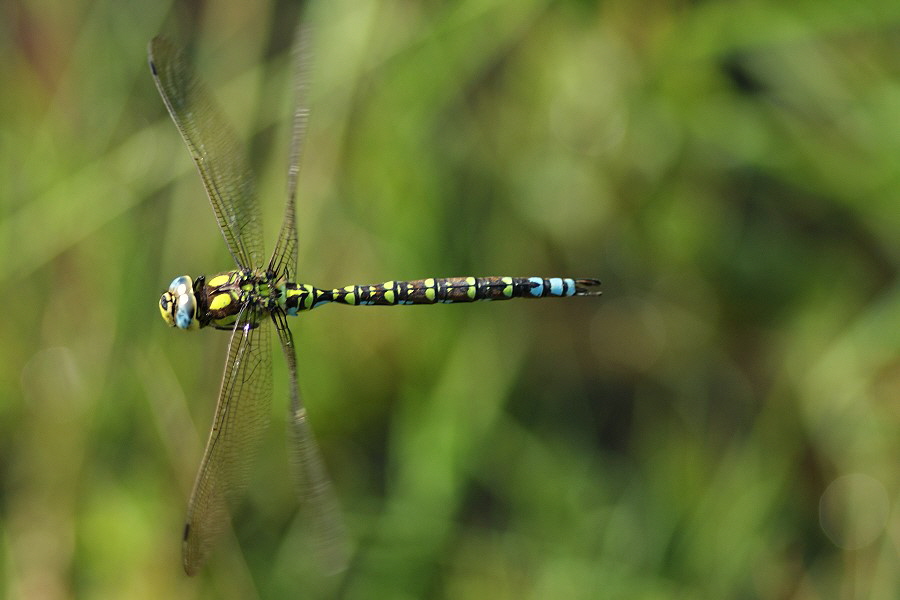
149, 32, 601, 575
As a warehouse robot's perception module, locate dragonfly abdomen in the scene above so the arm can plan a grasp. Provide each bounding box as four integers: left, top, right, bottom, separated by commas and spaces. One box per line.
281, 276, 600, 314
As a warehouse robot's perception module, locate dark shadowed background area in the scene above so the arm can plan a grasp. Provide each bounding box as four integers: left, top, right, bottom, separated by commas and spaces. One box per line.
3, 0, 899, 598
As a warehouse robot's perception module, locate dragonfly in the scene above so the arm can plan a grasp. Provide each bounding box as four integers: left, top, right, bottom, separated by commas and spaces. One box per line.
149, 33, 601, 576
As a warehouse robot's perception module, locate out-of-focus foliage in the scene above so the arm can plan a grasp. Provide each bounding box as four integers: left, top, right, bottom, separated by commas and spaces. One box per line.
2, 0, 899, 598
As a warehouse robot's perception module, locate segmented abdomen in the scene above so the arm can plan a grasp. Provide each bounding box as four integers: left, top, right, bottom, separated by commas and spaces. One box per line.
282, 276, 600, 314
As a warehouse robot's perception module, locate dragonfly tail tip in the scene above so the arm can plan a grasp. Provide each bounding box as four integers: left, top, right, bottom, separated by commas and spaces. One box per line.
574, 278, 602, 296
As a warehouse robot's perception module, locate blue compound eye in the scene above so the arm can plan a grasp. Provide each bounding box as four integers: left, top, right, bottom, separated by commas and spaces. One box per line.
160, 276, 197, 330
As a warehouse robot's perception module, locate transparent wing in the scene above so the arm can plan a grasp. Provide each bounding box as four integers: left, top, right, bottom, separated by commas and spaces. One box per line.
272, 310, 349, 574
267, 24, 312, 282
182, 309, 272, 575
149, 36, 264, 270
269, 26, 348, 571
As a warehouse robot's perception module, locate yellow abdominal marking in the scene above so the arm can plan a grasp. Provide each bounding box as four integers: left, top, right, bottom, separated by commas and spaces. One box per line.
466, 277, 477, 299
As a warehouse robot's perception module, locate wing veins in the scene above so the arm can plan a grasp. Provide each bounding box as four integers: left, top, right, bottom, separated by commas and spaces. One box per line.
182, 306, 272, 575
149, 36, 264, 270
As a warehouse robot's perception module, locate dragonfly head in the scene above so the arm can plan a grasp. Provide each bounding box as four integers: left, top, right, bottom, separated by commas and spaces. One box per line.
160, 275, 199, 330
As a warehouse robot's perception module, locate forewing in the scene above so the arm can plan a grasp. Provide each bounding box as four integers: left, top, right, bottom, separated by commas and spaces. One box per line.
268, 24, 312, 281
272, 311, 349, 574
149, 36, 264, 270
182, 309, 272, 575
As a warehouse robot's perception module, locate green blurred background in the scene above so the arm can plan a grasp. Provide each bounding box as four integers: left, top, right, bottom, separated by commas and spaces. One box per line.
3, 0, 899, 598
